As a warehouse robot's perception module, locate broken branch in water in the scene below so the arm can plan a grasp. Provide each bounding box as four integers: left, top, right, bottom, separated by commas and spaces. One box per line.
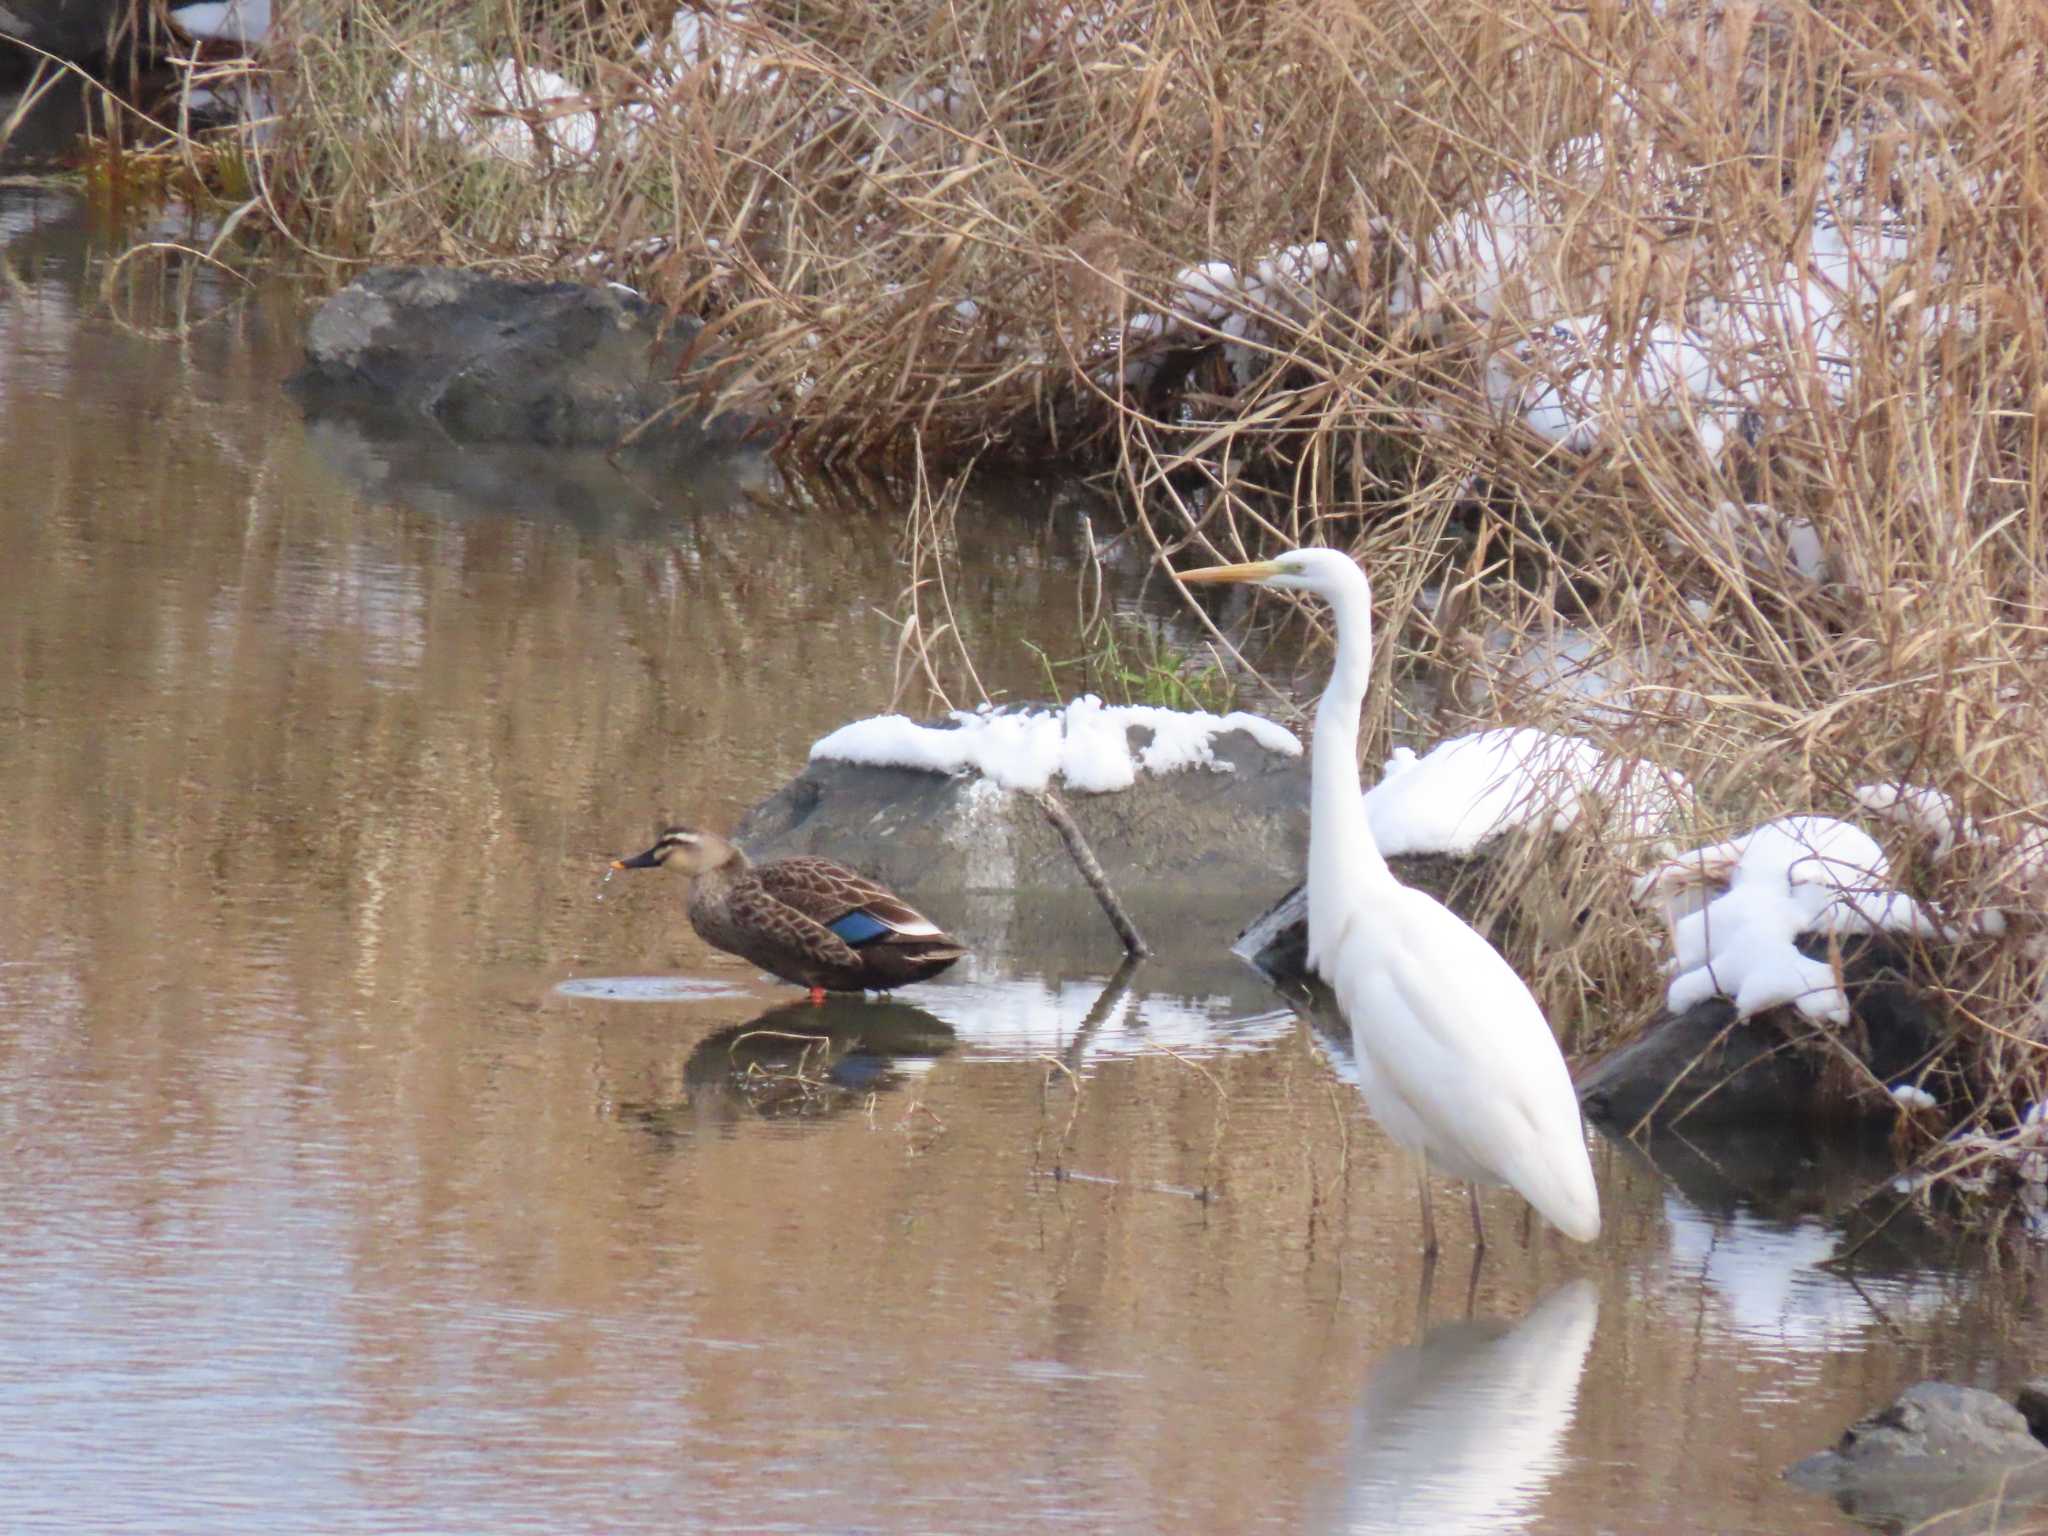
1029, 789, 1150, 958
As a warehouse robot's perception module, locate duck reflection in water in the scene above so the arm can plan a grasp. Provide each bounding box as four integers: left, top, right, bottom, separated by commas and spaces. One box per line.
1328, 1280, 1598, 1535
613, 996, 958, 1135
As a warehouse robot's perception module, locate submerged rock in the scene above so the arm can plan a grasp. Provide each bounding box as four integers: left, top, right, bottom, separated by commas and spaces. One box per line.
1577, 935, 1946, 1131
291, 266, 765, 453
737, 719, 1308, 921
1789, 1382, 2048, 1534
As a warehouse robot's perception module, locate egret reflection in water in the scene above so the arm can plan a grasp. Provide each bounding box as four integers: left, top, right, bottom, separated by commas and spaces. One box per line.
1330, 1280, 1599, 1535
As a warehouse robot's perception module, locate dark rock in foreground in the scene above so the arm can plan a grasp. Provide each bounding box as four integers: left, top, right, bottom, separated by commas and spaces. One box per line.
0, 0, 126, 64
291, 266, 767, 454
1789, 1382, 2048, 1534
1577, 935, 1947, 1131
738, 723, 1308, 925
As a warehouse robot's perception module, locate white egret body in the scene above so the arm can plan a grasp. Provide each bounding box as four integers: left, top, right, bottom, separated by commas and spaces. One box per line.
1181, 549, 1601, 1246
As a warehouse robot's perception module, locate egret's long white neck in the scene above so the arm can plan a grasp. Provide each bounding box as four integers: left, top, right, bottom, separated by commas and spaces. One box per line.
1306, 566, 1392, 968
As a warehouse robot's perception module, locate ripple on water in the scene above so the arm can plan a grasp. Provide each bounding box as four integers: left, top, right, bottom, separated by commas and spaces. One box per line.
554, 975, 752, 1003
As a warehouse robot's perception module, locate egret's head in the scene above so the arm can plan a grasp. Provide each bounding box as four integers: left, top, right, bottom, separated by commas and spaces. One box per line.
611, 826, 740, 877
1176, 547, 1367, 600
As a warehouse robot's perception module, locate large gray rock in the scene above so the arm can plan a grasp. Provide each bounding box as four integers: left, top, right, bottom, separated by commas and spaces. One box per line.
1789, 1382, 2048, 1534
737, 721, 1309, 929
291, 266, 766, 453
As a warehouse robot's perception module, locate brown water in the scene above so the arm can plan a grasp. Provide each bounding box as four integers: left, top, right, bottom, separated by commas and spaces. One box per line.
0, 182, 2035, 1535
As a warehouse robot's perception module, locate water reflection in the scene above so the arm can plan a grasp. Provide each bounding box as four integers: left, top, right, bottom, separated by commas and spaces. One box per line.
917, 970, 1297, 1067
606, 1003, 958, 1138
679, 997, 957, 1114
1638, 1127, 1962, 1358
1329, 1281, 1599, 1534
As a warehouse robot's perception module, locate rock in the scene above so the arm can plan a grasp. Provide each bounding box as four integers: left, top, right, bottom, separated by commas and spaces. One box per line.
1575, 994, 1811, 1130
736, 722, 1309, 930
290, 266, 768, 454
1232, 850, 1510, 990
0, 1, 127, 66
1788, 1382, 2048, 1534
1578, 934, 1947, 1132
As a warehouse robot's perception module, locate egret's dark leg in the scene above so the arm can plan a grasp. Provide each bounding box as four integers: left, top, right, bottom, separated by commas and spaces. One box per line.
1467, 1181, 1488, 1253
1414, 1247, 1438, 1338
1462, 1243, 1484, 1320
1417, 1153, 1438, 1260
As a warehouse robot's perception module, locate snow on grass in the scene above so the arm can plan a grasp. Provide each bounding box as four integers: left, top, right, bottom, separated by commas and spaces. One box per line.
1362, 728, 1692, 858
1408, 116, 1966, 463
1854, 782, 1979, 860
809, 696, 1300, 795
1093, 239, 1358, 391
1635, 815, 1948, 1026
169, 0, 271, 46
388, 60, 620, 166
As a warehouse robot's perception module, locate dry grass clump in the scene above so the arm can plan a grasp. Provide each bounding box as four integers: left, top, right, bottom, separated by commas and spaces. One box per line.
213, 0, 2048, 1173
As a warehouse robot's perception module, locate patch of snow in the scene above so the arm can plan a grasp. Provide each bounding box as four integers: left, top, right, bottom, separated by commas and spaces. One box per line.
389, 60, 620, 166
1477, 624, 1701, 728
1890, 1083, 1937, 1112
1400, 110, 1969, 461
1092, 239, 1358, 392
1363, 728, 1692, 857
1484, 314, 1732, 458
642, 3, 769, 92
1693, 502, 1831, 587
169, 0, 270, 46
1854, 782, 1977, 860
1638, 816, 1947, 1026
809, 697, 1300, 795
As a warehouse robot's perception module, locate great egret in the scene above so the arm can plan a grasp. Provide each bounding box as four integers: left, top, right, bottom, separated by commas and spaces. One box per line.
1179, 549, 1601, 1250
611, 827, 968, 1002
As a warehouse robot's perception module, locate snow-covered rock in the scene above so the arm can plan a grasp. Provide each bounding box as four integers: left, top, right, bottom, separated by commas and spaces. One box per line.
1363, 727, 1691, 857
1636, 816, 1945, 1026
741, 704, 1310, 905
809, 696, 1300, 795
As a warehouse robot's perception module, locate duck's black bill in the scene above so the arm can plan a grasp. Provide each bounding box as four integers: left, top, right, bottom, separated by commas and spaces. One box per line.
612, 848, 662, 869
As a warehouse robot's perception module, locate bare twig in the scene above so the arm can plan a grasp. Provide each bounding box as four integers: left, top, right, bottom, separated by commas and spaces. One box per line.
1028, 789, 1150, 958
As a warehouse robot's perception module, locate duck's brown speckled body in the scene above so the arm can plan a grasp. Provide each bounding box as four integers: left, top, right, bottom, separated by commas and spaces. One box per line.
613, 826, 968, 997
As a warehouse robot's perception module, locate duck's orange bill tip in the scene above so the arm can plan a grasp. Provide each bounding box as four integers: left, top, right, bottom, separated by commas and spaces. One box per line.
1177, 559, 1281, 586
609, 859, 627, 870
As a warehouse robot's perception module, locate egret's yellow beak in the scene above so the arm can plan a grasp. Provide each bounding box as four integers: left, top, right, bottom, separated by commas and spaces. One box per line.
1176, 559, 1282, 586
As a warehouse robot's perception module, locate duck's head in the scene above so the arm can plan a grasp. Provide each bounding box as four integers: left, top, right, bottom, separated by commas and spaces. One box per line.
611, 826, 742, 877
